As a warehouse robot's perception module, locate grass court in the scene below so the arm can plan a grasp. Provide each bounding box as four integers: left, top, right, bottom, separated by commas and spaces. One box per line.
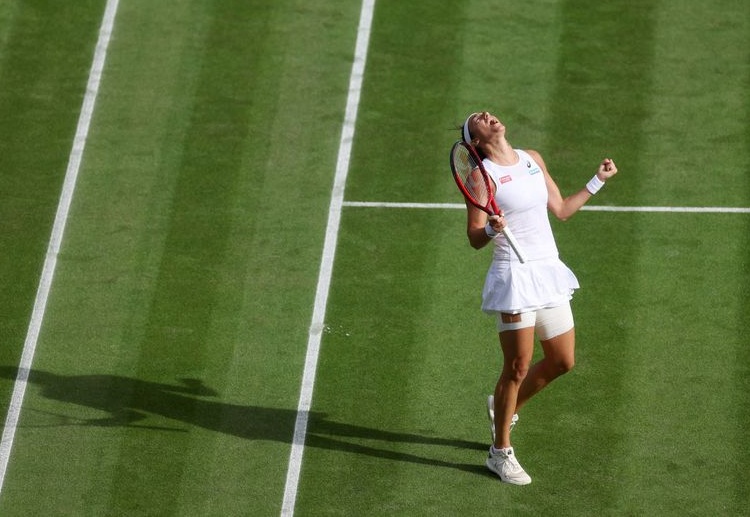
0, 0, 748, 515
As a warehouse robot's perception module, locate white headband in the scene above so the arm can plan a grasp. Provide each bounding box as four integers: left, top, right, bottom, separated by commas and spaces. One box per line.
462, 113, 476, 144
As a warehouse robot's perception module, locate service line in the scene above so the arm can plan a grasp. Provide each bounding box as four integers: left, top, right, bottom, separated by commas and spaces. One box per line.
343, 201, 750, 213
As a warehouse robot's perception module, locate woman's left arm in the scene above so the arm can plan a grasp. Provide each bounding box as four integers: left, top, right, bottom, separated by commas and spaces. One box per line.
527, 149, 618, 221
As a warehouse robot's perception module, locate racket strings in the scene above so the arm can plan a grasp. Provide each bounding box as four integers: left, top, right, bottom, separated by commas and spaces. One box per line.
454, 146, 491, 207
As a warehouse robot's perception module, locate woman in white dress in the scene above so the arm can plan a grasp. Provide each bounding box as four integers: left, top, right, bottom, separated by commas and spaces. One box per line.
461, 111, 618, 485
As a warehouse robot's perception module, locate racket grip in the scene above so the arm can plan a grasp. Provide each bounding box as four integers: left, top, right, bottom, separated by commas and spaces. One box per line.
502, 227, 528, 263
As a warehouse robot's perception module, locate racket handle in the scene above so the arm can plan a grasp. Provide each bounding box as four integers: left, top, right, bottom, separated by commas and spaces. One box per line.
502, 227, 528, 263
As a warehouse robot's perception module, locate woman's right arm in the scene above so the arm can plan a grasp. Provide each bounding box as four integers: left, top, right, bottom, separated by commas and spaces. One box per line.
466, 202, 500, 249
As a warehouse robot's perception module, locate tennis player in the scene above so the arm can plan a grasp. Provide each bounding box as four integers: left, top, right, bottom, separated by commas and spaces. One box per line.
461, 111, 618, 485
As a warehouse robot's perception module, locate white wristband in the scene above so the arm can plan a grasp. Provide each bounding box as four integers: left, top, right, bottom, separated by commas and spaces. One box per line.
485, 222, 498, 238
586, 175, 605, 195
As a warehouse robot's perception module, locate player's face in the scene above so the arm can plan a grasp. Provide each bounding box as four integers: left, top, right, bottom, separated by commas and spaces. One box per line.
469, 111, 505, 143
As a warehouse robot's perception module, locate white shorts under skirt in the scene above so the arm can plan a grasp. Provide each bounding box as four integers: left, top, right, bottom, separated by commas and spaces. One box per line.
495, 301, 574, 340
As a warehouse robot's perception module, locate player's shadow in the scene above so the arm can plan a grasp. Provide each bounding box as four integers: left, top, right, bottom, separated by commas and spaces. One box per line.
0, 366, 487, 475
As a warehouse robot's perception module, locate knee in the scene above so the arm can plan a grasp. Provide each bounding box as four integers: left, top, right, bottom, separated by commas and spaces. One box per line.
503, 361, 530, 383
554, 356, 574, 375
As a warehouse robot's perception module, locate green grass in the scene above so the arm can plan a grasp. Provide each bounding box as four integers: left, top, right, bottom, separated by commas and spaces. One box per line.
0, 0, 748, 515
0, 0, 103, 373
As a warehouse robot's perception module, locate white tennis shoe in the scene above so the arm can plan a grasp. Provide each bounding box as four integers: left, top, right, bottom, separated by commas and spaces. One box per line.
486, 446, 532, 485
486, 395, 519, 443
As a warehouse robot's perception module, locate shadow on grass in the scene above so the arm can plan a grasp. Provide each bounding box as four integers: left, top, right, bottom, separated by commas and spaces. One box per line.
0, 366, 488, 476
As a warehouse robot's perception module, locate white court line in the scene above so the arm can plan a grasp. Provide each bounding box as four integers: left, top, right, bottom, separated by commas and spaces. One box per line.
581, 205, 750, 213
343, 201, 750, 213
0, 0, 120, 493
280, 0, 376, 515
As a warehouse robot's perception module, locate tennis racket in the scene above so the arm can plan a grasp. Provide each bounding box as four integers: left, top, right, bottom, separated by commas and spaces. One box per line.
449, 140, 527, 263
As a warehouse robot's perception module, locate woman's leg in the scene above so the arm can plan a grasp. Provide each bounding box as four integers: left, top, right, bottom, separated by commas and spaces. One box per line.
515, 327, 575, 412
494, 326, 535, 448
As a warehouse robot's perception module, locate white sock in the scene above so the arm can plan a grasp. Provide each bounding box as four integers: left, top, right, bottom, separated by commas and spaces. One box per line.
491, 445, 513, 455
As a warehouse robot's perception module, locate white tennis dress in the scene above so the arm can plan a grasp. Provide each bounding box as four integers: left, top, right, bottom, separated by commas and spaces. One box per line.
480, 149, 579, 314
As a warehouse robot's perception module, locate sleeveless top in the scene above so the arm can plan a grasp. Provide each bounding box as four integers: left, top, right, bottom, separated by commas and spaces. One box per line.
480, 149, 579, 314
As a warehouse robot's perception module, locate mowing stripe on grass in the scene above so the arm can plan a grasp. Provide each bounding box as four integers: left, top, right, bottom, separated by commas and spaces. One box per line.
280, 0, 375, 515
0, 0, 119, 493
342, 201, 750, 213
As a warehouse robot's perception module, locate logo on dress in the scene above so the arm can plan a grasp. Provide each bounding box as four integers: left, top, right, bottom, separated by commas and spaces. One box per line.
528, 167, 541, 175
500, 175, 512, 184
